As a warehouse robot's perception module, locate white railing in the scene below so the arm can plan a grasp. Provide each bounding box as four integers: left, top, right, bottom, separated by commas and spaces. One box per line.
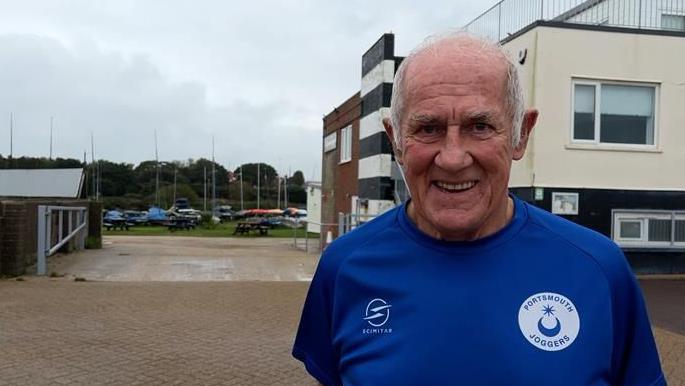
463, 0, 685, 42
36, 205, 88, 275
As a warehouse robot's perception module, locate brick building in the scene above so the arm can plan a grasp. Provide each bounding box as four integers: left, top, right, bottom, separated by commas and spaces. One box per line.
320, 34, 407, 240
0, 168, 101, 276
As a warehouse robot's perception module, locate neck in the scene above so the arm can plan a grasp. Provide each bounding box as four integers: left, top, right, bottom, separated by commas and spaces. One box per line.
407, 195, 515, 241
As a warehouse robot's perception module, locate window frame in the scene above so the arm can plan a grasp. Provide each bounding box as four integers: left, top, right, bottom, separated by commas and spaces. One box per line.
612, 209, 685, 249
339, 125, 352, 164
660, 12, 685, 31
570, 79, 659, 150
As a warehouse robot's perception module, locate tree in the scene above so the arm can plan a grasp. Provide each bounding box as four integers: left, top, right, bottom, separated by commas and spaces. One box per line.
287, 170, 305, 187
98, 160, 135, 196
234, 163, 278, 187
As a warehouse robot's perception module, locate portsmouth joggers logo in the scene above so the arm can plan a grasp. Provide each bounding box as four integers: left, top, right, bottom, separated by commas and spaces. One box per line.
518, 292, 580, 352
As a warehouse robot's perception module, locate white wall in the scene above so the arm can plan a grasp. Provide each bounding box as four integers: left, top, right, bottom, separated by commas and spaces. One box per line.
507, 25, 685, 191
306, 185, 321, 234
504, 27, 539, 188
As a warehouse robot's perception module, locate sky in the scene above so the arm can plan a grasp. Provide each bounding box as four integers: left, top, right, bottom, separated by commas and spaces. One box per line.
0, 0, 484, 179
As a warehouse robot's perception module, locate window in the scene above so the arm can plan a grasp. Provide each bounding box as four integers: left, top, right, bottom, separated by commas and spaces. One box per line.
324, 132, 336, 152
340, 125, 351, 163
572, 80, 656, 146
613, 211, 685, 248
662, 14, 685, 31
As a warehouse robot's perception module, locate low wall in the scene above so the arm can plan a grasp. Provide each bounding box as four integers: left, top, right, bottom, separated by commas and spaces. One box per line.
0, 199, 102, 276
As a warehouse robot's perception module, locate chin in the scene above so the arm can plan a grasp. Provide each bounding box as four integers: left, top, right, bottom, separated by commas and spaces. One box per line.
427, 209, 484, 240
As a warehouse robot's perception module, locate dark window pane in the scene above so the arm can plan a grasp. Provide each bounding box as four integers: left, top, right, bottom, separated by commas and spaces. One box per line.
620, 221, 641, 239
648, 219, 671, 242
675, 220, 685, 242
574, 113, 595, 140
599, 114, 648, 144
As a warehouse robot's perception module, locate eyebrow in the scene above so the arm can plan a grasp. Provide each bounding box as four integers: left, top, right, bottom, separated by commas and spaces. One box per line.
463, 111, 497, 123
407, 114, 441, 124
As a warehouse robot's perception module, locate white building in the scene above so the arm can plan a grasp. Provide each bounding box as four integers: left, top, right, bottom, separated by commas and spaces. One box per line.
469, 0, 685, 273
306, 182, 322, 234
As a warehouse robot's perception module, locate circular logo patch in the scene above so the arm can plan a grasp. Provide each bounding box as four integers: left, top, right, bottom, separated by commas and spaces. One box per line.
518, 292, 580, 352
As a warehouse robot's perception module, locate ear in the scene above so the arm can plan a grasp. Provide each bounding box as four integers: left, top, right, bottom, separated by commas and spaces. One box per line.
382, 117, 404, 165
513, 109, 538, 160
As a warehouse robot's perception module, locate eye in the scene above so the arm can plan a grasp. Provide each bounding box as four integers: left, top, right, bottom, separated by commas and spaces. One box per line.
412, 124, 444, 143
421, 125, 439, 135
466, 122, 496, 138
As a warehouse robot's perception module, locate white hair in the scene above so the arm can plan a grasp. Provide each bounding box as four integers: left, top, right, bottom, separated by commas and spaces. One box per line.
389, 31, 525, 151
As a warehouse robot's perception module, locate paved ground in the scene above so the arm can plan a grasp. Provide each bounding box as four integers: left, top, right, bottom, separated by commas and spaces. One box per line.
641, 279, 685, 386
0, 280, 315, 386
46, 236, 319, 282
641, 279, 685, 335
0, 236, 682, 385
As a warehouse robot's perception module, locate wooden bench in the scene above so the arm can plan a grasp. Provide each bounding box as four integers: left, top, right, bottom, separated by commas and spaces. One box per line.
234, 222, 269, 236
167, 218, 196, 231
104, 219, 130, 231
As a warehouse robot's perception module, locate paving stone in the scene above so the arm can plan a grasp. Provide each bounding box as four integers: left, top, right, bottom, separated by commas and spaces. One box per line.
0, 280, 316, 385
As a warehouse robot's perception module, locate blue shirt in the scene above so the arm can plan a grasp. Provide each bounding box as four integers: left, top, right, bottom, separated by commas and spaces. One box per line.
293, 196, 665, 386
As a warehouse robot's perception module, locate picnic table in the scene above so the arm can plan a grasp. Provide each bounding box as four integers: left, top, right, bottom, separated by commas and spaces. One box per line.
104, 219, 130, 231
167, 218, 196, 231
233, 221, 270, 236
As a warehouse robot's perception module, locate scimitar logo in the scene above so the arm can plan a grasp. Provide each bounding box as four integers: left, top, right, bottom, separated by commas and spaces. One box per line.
364, 298, 391, 327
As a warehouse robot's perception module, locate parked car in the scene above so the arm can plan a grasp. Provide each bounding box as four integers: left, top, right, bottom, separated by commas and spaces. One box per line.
214, 206, 235, 223
172, 208, 202, 222
174, 198, 190, 210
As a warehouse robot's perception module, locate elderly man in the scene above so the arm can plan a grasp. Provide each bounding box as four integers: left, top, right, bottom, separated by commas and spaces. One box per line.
293, 33, 664, 386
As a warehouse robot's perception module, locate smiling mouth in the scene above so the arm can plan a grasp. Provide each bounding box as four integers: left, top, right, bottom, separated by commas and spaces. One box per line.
433, 180, 478, 193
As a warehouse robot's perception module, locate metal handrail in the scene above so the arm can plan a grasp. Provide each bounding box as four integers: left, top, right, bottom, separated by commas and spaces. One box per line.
36, 205, 88, 275
462, 0, 685, 42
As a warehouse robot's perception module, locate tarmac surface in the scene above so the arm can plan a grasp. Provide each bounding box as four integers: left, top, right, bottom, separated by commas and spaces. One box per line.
0, 236, 683, 385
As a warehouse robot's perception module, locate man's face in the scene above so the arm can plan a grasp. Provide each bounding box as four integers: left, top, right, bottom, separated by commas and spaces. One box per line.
392, 42, 530, 241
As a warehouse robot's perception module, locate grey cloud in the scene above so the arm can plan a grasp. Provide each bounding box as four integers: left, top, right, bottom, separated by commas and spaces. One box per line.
0, 34, 320, 175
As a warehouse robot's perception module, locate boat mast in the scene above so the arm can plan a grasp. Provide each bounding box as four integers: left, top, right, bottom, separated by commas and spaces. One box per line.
155, 129, 159, 207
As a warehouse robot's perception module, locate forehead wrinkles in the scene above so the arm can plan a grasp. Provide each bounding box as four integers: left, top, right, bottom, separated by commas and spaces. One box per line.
402, 50, 508, 109
404, 72, 507, 123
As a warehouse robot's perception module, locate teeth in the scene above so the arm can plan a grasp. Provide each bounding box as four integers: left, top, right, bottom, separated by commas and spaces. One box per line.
436, 181, 476, 191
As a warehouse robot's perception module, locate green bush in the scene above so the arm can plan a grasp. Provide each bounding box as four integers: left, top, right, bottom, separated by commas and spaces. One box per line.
199, 213, 218, 229
85, 235, 102, 249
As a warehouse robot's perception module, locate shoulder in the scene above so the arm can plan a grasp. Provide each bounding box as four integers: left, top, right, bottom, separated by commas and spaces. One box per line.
316, 206, 401, 278
521, 201, 633, 283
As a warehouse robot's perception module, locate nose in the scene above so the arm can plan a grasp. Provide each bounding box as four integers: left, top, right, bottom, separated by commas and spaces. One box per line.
434, 126, 473, 172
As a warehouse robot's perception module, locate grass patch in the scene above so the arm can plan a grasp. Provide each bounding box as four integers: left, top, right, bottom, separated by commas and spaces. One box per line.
85, 235, 102, 249
103, 221, 318, 238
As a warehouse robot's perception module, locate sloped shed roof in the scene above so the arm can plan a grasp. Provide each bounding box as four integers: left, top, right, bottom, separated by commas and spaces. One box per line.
0, 168, 84, 198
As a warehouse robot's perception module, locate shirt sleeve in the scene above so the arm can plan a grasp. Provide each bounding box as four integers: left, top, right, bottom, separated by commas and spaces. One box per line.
608, 251, 666, 386
292, 252, 342, 386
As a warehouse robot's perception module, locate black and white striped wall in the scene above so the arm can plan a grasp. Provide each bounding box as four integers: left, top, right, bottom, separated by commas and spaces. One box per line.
357, 33, 401, 218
